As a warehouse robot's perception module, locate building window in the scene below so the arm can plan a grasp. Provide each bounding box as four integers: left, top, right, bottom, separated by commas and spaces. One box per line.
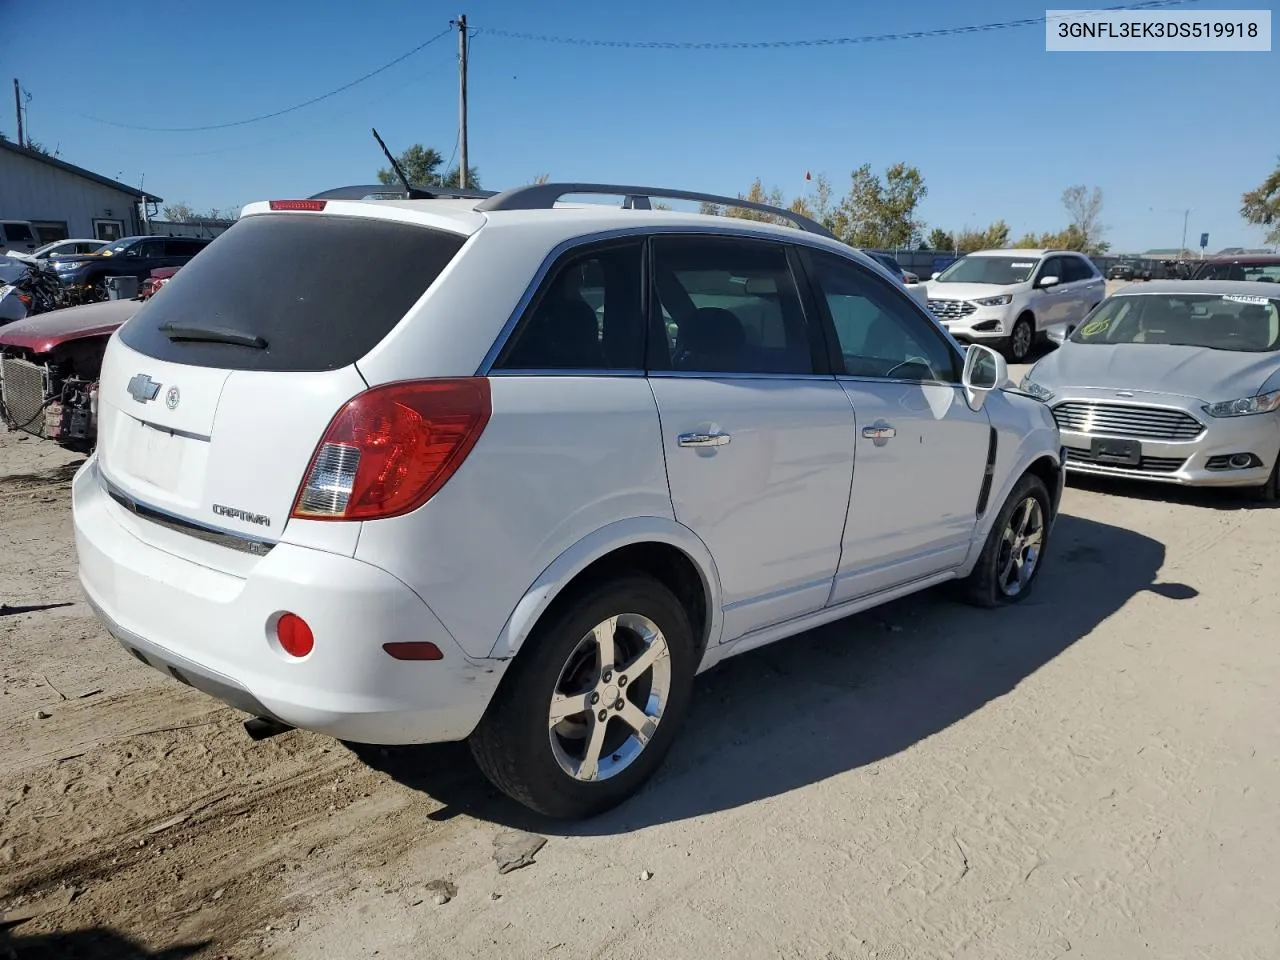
31, 221, 69, 243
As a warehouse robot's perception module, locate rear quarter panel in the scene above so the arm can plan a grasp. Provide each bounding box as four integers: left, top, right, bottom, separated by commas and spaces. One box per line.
353, 376, 677, 660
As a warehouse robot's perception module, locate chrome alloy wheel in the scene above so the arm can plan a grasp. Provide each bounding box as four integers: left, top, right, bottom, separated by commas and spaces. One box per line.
998, 496, 1045, 597
547, 613, 671, 782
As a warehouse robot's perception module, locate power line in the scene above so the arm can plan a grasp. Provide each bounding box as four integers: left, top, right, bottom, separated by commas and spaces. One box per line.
77, 26, 453, 133
478, 0, 1197, 50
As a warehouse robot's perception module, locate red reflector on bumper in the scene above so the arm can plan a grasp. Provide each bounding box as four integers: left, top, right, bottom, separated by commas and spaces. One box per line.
382, 642, 443, 661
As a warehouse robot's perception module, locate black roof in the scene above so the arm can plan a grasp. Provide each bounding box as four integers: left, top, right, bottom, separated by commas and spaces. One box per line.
0, 139, 162, 202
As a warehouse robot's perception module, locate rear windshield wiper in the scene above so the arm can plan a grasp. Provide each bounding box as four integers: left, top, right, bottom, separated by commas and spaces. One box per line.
159, 321, 268, 349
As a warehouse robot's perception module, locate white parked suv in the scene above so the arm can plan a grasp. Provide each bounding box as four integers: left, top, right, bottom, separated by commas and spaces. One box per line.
925, 248, 1106, 361
72, 182, 1065, 819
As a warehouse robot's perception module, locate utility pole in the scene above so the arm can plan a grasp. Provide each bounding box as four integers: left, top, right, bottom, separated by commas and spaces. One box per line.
456, 14, 469, 189
1180, 208, 1189, 260
13, 78, 23, 147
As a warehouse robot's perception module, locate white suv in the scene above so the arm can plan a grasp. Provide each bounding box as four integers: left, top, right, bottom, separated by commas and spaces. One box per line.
925, 248, 1106, 361
72, 182, 1065, 819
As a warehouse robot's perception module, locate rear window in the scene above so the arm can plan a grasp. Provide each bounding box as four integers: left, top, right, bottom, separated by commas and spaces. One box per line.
118, 214, 467, 372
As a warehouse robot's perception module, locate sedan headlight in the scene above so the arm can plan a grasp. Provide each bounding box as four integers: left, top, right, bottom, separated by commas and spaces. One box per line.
974, 293, 1013, 307
1203, 391, 1280, 418
53, 260, 84, 271
1019, 376, 1054, 402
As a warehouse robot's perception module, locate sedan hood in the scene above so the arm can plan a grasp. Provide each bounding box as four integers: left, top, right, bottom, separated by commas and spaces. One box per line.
924, 281, 1018, 301
0, 298, 140, 353
1031, 342, 1280, 403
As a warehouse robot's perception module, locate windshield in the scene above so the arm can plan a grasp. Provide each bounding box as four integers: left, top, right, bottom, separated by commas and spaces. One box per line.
99, 240, 133, 257
935, 255, 1037, 285
1069, 292, 1280, 352
1193, 261, 1280, 283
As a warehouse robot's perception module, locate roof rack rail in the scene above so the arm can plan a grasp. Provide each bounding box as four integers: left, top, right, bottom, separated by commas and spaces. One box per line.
308, 184, 497, 201
474, 182, 838, 240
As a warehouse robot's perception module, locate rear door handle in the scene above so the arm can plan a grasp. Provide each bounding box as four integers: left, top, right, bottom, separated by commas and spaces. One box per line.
678, 432, 731, 448
862, 424, 896, 440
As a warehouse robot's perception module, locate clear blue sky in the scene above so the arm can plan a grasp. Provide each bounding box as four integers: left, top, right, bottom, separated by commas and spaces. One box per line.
3, 0, 1276, 252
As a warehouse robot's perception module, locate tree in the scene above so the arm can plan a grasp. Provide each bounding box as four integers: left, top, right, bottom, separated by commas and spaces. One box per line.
927, 228, 954, 251
1241, 158, 1280, 246
531, 172, 551, 185
723, 178, 792, 225
377, 143, 480, 189
161, 202, 238, 223
1061, 185, 1108, 254
954, 220, 1010, 254
827, 162, 927, 249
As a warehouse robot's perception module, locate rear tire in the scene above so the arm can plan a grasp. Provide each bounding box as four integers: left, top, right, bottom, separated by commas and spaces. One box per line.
470, 575, 696, 819
960, 473, 1053, 608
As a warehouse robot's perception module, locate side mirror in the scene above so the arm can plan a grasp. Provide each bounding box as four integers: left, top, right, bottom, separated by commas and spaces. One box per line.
1037, 275, 1060, 289
961, 343, 1007, 411
1047, 326, 1067, 346
926, 272, 938, 281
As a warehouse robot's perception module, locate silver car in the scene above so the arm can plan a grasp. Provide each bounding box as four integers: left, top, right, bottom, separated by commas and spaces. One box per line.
1021, 280, 1280, 499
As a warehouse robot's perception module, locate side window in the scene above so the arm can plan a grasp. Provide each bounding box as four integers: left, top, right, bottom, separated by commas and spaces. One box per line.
495, 241, 643, 371
1037, 256, 1065, 285
652, 236, 814, 375
809, 251, 959, 382
1064, 257, 1093, 282
166, 239, 203, 257
4, 222, 35, 243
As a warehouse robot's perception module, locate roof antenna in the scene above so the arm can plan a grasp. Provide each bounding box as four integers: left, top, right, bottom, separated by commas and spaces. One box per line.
371, 127, 433, 199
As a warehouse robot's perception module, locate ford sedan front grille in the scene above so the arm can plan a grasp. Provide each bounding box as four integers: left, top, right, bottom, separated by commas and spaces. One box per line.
927, 299, 977, 321
1052, 401, 1203, 441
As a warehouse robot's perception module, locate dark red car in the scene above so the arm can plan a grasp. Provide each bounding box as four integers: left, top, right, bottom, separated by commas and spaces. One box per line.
0, 267, 179, 448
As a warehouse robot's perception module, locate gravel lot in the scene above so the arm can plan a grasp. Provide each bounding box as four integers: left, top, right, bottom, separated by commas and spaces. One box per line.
4, 321, 1279, 959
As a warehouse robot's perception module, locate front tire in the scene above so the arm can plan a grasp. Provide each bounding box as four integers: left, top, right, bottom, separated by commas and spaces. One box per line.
1006, 315, 1034, 362
1256, 458, 1280, 502
470, 575, 696, 819
960, 473, 1052, 608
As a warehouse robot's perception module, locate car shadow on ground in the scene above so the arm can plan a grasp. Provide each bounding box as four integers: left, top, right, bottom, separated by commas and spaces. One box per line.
0, 927, 207, 960
355, 513, 1195, 835
1067, 472, 1277, 511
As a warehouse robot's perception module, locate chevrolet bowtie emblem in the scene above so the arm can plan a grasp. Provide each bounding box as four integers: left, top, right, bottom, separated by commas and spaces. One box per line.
127, 373, 162, 403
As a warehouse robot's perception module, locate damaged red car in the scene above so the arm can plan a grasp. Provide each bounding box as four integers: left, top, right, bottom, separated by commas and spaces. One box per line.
0, 267, 179, 448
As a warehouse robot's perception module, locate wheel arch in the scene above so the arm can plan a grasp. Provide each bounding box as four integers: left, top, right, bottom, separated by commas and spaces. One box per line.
487, 517, 724, 665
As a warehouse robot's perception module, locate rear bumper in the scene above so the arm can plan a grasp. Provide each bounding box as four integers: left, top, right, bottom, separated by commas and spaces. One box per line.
72, 457, 502, 744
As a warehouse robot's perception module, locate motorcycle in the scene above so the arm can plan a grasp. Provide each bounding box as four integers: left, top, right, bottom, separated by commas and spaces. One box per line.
0, 263, 65, 324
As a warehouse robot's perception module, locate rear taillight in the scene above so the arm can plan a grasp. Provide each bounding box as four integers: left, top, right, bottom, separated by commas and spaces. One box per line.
291, 378, 491, 522
269, 200, 327, 211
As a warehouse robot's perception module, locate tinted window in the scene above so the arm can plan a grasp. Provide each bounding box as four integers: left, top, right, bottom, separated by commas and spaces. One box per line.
119, 214, 466, 372
1037, 256, 1066, 283
3, 223, 35, 243
1060, 257, 1088, 282
496, 242, 644, 371
165, 239, 202, 257
652, 237, 813, 374
810, 250, 959, 382
131, 240, 164, 258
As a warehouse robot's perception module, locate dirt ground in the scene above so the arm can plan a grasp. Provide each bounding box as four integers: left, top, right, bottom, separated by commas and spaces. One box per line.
4, 388, 1280, 959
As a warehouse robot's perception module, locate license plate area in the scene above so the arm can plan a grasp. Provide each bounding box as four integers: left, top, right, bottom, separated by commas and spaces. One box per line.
1091, 437, 1141, 465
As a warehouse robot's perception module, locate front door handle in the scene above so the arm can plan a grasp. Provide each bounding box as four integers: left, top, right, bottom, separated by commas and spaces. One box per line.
862, 424, 896, 441
678, 432, 731, 448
